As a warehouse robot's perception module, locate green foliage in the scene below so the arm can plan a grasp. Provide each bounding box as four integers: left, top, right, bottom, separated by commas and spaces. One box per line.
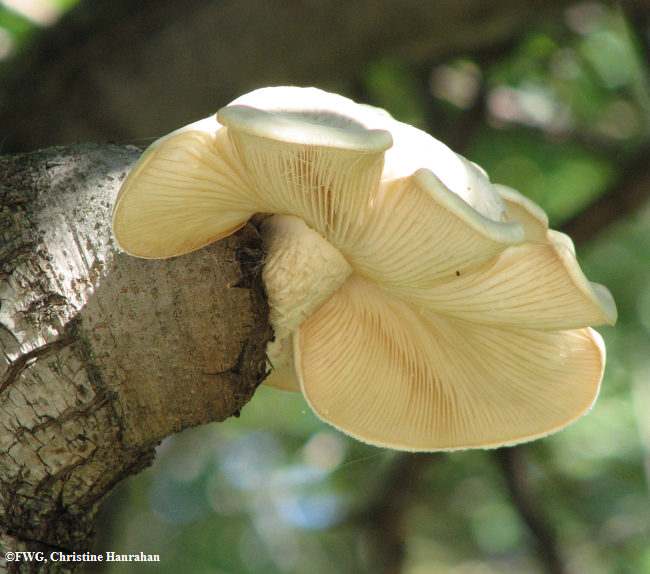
0, 6, 34, 46
362, 57, 428, 128
0, 0, 79, 67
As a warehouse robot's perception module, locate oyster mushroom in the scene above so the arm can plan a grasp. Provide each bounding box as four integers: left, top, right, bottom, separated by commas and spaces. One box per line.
112, 86, 616, 451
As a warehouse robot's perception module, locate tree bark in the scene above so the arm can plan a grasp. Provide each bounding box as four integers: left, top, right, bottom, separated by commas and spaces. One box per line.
0, 0, 572, 152
0, 145, 272, 572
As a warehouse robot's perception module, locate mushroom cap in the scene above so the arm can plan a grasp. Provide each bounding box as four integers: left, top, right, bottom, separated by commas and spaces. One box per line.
295, 275, 605, 451
112, 116, 257, 259
111, 86, 616, 451
219, 86, 393, 152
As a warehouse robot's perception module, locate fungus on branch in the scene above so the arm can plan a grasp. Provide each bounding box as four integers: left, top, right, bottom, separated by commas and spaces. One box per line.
112, 86, 616, 451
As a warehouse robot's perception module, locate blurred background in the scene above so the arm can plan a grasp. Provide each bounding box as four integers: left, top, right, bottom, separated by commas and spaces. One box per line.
1, 1, 649, 572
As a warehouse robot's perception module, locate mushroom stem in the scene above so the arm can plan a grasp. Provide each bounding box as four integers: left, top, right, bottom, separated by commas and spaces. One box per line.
261, 214, 352, 367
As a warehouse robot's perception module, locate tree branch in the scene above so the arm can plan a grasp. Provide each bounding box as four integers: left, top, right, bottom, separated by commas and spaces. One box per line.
0, 145, 271, 572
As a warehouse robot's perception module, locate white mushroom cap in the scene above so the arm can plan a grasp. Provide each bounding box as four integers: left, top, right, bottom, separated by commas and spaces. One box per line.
111, 86, 617, 451
220, 86, 393, 152
380, 117, 508, 222
295, 276, 605, 450
217, 88, 392, 248
112, 116, 257, 258
495, 183, 549, 240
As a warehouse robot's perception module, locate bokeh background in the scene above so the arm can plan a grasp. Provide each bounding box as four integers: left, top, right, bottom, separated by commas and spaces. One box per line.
1, 1, 649, 573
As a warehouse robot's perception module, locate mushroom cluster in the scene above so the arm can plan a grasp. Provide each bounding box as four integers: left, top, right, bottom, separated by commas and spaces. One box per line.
112, 86, 616, 451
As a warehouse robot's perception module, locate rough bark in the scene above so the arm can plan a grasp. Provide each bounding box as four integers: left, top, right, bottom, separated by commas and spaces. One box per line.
0, 145, 272, 572
0, 0, 572, 152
